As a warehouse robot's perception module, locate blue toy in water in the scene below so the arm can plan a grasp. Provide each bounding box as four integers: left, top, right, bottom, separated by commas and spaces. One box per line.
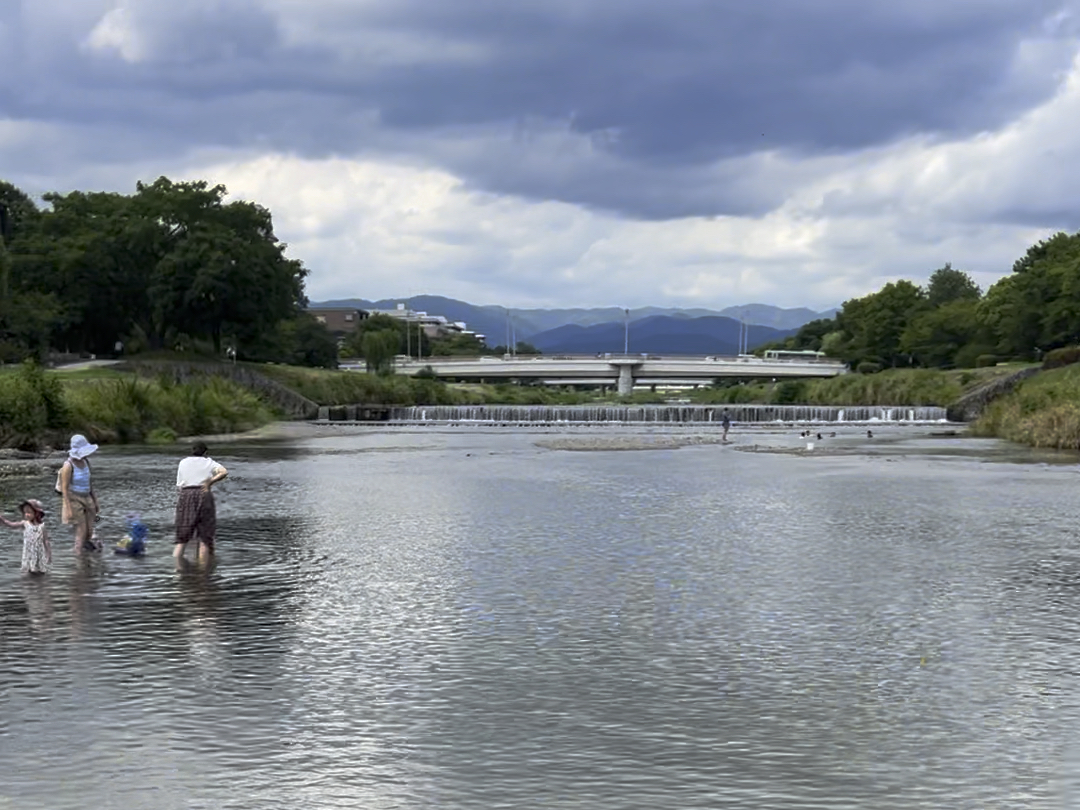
114, 514, 148, 557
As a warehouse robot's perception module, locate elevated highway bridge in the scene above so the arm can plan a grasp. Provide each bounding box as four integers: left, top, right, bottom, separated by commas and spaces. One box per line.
365, 354, 848, 395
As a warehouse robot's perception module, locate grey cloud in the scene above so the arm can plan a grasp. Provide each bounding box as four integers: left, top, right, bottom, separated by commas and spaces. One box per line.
1, 0, 1076, 220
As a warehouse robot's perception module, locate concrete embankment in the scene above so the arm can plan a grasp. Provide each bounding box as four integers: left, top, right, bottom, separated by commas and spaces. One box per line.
946, 367, 1041, 423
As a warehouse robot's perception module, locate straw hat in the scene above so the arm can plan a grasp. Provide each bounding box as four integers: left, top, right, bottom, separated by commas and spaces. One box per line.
68, 434, 99, 460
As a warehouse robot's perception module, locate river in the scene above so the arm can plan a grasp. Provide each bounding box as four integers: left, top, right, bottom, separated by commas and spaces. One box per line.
1, 424, 1079, 809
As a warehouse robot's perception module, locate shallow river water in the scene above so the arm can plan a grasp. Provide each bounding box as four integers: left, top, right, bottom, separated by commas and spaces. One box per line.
2, 424, 1080, 809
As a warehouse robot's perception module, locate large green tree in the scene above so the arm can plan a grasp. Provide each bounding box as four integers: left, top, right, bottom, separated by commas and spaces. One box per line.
980, 232, 1080, 358
926, 263, 981, 307
837, 280, 927, 367
0, 176, 316, 364
139, 178, 307, 354
900, 299, 981, 368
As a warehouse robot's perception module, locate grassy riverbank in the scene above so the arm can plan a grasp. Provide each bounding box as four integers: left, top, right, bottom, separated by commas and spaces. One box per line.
971, 364, 1080, 449
661, 365, 1030, 407
0, 362, 273, 449
0, 356, 1045, 451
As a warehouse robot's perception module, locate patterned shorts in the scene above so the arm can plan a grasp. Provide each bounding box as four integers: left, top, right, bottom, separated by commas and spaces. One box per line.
175, 487, 216, 550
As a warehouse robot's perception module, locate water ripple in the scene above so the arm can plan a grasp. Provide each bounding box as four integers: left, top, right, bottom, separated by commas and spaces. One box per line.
0, 428, 1077, 808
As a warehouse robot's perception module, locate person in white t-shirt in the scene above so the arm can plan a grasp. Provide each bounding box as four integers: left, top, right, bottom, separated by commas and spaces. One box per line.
174, 441, 227, 563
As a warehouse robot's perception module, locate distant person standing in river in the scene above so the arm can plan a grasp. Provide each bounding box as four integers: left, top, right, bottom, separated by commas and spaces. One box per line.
59, 434, 100, 554
174, 442, 228, 563
721, 410, 732, 442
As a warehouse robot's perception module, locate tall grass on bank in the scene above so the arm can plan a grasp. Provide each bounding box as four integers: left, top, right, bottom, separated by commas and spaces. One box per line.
972, 364, 1080, 448
257, 365, 462, 406
63, 376, 273, 444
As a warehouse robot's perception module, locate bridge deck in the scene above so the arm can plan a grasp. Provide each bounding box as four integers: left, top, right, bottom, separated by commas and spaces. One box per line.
356, 354, 848, 382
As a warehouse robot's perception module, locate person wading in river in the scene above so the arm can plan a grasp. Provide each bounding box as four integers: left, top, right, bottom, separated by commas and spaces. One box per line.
60, 434, 101, 554
174, 442, 228, 563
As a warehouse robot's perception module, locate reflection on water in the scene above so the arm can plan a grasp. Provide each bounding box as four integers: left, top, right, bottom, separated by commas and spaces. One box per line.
1, 426, 1080, 808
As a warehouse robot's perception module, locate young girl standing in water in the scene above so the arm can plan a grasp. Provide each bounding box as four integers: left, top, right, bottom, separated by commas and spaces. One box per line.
1, 499, 52, 574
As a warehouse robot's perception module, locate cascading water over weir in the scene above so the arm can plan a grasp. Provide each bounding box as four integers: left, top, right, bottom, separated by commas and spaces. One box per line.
316, 404, 950, 424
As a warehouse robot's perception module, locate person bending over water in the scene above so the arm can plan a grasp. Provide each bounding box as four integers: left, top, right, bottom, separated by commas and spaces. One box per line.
174, 442, 228, 563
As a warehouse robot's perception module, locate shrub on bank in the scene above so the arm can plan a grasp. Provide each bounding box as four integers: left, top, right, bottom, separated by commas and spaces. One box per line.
0, 361, 68, 449
1042, 346, 1080, 371
970, 364, 1080, 448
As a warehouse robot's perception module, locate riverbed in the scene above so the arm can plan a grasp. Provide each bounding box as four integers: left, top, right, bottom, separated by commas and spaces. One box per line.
1, 424, 1079, 809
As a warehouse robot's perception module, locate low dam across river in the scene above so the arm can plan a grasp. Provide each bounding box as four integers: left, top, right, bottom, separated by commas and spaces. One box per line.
316, 404, 950, 424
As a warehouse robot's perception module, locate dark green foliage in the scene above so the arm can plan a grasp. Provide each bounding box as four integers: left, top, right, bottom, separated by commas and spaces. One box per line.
774, 241, 1080, 371
361, 330, 401, 374
975, 354, 998, 368
981, 232, 1080, 358
772, 380, 807, 404
954, 343, 999, 369
428, 332, 489, 356
857, 361, 883, 374
926, 263, 981, 307
0, 176, 310, 364
246, 313, 338, 368
900, 299, 982, 368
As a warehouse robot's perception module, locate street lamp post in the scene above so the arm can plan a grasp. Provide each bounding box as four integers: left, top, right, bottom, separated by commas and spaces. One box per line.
624, 309, 630, 354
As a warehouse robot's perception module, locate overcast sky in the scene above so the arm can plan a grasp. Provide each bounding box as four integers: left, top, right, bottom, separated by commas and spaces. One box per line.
3, 0, 1080, 310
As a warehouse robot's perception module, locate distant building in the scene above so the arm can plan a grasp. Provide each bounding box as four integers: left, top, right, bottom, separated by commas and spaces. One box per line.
308, 308, 369, 337
368, 303, 485, 343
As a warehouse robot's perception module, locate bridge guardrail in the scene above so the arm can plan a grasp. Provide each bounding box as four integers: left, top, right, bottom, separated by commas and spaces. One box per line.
381, 354, 846, 365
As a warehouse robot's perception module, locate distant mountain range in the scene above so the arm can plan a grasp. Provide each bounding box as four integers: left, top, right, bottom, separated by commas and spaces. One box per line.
529, 315, 795, 355
310, 295, 835, 344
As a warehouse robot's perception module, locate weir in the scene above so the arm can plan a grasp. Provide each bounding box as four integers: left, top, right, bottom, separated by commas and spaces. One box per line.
336, 404, 953, 424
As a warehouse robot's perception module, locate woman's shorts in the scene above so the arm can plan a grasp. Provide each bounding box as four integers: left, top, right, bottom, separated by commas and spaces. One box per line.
67, 492, 96, 524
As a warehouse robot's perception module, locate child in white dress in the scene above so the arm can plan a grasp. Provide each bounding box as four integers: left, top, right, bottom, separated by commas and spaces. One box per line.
1, 499, 52, 574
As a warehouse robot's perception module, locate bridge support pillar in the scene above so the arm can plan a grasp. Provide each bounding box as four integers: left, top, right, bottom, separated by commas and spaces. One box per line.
617, 364, 635, 396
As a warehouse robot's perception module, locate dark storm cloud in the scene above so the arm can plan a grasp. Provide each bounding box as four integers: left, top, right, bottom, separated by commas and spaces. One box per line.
363, 0, 1067, 158
1, 0, 1075, 218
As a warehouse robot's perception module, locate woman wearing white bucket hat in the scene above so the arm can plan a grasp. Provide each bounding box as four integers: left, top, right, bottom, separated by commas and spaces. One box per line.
59, 434, 101, 554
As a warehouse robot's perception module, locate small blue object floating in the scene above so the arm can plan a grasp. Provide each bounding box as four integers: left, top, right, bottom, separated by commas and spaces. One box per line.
114, 515, 148, 557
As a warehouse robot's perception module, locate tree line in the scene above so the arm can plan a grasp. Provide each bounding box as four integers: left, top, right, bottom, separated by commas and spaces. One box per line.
0, 177, 338, 367
769, 232, 1080, 371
